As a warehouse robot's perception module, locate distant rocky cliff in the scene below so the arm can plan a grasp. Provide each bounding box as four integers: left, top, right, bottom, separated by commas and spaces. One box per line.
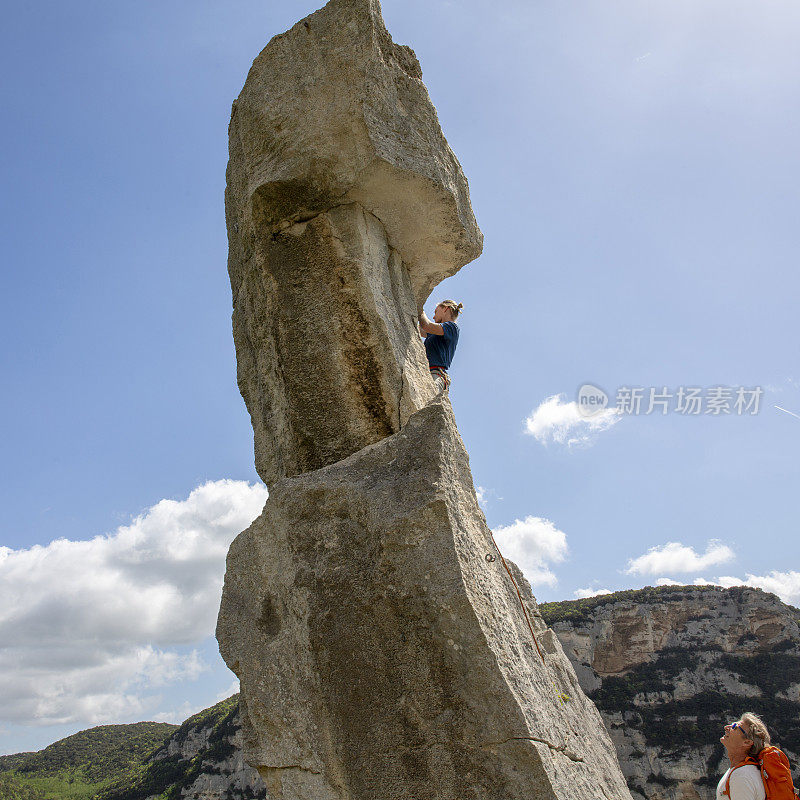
540, 585, 800, 800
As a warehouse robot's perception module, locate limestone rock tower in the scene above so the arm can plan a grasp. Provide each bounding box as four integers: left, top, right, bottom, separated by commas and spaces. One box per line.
216, 1, 633, 798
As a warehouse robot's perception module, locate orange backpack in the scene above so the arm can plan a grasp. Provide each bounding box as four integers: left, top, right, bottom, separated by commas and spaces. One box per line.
723, 747, 799, 800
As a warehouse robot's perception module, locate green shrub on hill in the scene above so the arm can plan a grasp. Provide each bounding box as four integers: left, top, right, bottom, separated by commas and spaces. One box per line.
0, 756, 36, 773
0, 771, 107, 800
718, 651, 800, 696
538, 585, 790, 628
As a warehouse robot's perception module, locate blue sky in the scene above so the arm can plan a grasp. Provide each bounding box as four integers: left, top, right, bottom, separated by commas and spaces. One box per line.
1, 0, 798, 755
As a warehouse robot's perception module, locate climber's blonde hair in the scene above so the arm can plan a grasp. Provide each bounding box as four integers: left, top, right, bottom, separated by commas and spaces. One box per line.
741, 712, 770, 756
439, 299, 464, 319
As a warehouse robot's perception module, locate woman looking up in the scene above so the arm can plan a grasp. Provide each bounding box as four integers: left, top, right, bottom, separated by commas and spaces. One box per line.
418, 299, 463, 393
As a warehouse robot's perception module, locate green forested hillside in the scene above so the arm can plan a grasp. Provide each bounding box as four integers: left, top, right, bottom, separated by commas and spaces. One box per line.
0, 722, 176, 800
0, 696, 251, 800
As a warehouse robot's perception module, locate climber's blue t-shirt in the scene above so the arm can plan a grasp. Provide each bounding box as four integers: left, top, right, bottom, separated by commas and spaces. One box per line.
424, 321, 459, 370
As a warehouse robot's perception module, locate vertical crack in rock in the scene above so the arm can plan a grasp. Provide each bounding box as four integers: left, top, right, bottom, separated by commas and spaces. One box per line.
217, 0, 633, 798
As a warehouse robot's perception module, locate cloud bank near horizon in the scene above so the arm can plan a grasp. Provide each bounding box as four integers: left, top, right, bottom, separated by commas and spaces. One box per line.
656, 571, 800, 607
626, 540, 735, 576
0, 479, 267, 728
3, 484, 798, 742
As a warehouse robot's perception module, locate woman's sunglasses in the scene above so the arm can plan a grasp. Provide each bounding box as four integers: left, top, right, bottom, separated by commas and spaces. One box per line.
727, 722, 750, 736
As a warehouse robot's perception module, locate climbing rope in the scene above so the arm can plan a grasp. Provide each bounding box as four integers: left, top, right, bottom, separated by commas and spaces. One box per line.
488, 529, 546, 662
487, 529, 572, 706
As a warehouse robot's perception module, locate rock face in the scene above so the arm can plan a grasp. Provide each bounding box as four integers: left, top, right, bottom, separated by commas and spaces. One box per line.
226, 0, 482, 304
540, 586, 800, 800
218, 400, 632, 799
226, 0, 482, 487
217, 1, 632, 798
231, 202, 437, 486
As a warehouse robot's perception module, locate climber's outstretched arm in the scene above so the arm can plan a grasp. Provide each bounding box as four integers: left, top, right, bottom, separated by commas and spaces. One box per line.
418, 310, 444, 336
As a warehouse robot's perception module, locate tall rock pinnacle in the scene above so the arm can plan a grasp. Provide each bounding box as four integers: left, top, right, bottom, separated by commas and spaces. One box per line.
217, 1, 633, 798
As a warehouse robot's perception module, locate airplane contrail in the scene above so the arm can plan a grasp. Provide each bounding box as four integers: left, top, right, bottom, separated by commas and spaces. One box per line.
775, 405, 800, 421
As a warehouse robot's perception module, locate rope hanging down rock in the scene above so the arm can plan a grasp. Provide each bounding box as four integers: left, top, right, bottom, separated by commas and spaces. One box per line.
488, 529, 572, 705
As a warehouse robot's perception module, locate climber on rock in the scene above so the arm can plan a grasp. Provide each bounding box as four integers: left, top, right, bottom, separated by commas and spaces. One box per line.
418, 300, 463, 393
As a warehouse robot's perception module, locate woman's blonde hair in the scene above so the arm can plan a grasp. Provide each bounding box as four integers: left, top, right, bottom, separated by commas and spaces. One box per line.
741, 712, 770, 757
440, 299, 464, 319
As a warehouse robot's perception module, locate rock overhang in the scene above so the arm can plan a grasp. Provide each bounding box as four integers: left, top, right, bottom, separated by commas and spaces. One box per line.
226, 0, 483, 309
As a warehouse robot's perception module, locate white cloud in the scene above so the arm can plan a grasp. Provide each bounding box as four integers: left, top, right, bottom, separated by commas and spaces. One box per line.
573, 587, 614, 599
708, 571, 800, 608
651, 572, 800, 608
625, 540, 735, 576
524, 394, 620, 447
492, 516, 568, 587
0, 479, 267, 727
651, 573, 800, 609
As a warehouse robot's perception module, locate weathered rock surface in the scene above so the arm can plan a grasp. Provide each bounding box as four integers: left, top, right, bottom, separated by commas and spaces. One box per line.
218, 399, 632, 799
540, 586, 800, 800
226, 0, 482, 305
232, 202, 436, 486
226, 0, 482, 487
